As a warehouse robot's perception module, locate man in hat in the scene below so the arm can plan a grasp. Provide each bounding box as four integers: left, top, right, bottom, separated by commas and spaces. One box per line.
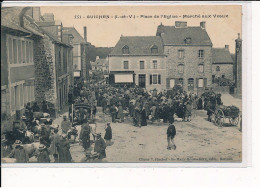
94, 133, 106, 159
80, 121, 91, 151
37, 144, 50, 163
104, 122, 112, 146
49, 127, 61, 163
167, 121, 176, 150
61, 115, 72, 134
58, 134, 72, 163
8, 140, 29, 163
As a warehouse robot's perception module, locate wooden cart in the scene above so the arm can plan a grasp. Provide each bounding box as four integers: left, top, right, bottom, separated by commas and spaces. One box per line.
213, 105, 240, 127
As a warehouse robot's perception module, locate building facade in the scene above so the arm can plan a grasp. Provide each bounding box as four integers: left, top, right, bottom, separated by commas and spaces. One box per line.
212, 46, 234, 82
157, 21, 213, 93
109, 36, 166, 91
1, 7, 43, 122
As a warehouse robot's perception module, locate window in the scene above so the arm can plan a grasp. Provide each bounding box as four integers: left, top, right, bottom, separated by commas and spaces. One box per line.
212, 75, 215, 83
178, 50, 184, 59
178, 78, 184, 86
123, 61, 129, 69
153, 60, 157, 69
7, 36, 33, 65
29, 42, 33, 62
198, 78, 204, 88
188, 78, 194, 88
58, 51, 62, 76
22, 41, 26, 63
216, 66, 220, 71
198, 50, 204, 58
178, 64, 184, 74
18, 40, 22, 63
185, 38, 191, 44
11, 87, 15, 112
63, 48, 67, 73
20, 85, 24, 107
151, 45, 158, 54
198, 64, 204, 73
140, 61, 145, 69
26, 41, 29, 63
13, 39, 17, 64
122, 45, 129, 54
150, 74, 161, 85
222, 75, 225, 78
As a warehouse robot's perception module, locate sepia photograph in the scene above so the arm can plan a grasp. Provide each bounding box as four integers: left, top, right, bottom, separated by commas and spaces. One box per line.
1, 3, 244, 164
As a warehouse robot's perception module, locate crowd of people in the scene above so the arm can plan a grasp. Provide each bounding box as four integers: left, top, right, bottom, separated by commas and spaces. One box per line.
74, 84, 220, 128
2, 80, 224, 163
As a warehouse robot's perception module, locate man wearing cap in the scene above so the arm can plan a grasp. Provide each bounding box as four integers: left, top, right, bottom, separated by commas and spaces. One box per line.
94, 133, 106, 159
49, 127, 61, 163
37, 144, 50, 163
58, 134, 72, 163
80, 121, 91, 151
8, 140, 29, 163
104, 122, 112, 146
61, 115, 72, 134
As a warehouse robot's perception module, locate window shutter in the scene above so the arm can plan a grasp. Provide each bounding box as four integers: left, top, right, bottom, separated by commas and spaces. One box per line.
196, 78, 199, 88
150, 75, 152, 85
158, 75, 161, 84
166, 78, 170, 89
204, 78, 207, 88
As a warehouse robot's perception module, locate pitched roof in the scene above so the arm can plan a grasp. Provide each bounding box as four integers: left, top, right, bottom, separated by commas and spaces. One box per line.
1, 7, 44, 37
63, 27, 86, 44
212, 48, 234, 64
157, 25, 212, 46
1, 7, 31, 34
110, 36, 164, 56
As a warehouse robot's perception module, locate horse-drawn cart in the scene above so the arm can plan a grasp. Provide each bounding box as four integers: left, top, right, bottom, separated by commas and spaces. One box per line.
213, 105, 240, 127
69, 103, 92, 126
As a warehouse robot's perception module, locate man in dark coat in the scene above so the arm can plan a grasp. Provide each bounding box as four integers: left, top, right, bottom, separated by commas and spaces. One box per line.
94, 133, 106, 159
104, 122, 112, 146
32, 102, 40, 112
80, 121, 91, 151
37, 144, 50, 163
8, 140, 29, 163
49, 127, 60, 163
58, 134, 72, 163
167, 121, 176, 150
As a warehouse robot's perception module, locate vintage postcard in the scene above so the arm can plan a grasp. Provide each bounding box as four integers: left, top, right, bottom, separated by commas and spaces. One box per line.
1, 2, 247, 166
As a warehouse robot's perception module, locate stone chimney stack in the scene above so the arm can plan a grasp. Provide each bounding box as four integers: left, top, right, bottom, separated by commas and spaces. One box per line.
200, 21, 206, 29
175, 21, 187, 28
84, 26, 87, 42
225, 45, 229, 50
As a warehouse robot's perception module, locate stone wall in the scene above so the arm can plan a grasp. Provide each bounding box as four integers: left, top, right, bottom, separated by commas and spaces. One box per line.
164, 45, 212, 91
33, 35, 58, 116
212, 64, 234, 80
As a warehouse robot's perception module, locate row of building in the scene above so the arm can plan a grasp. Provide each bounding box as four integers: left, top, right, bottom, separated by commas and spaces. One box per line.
108, 21, 242, 96
1, 7, 90, 124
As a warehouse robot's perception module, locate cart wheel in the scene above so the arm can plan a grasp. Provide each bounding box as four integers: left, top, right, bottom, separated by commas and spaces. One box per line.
229, 117, 239, 126
215, 109, 224, 127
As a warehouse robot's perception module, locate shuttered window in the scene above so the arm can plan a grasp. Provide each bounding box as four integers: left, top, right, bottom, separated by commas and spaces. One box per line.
123, 61, 129, 69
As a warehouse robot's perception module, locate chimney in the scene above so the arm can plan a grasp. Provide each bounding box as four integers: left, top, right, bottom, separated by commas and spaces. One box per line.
84, 26, 87, 42
225, 45, 229, 50
175, 21, 187, 28
200, 21, 206, 29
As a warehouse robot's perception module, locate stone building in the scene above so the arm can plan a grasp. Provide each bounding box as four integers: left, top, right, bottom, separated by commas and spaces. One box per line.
156, 21, 213, 94
1, 7, 43, 122
90, 56, 109, 74
1, 7, 74, 121
234, 33, 242, 97
212, 45, 234, 82
109, 36, 166, 91
63, 26, 89, 83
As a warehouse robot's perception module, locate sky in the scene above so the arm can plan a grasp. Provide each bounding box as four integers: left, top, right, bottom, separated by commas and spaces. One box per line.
41, 5, 242, 53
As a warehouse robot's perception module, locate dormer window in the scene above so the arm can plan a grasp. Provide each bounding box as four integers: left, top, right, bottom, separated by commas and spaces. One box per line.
151, 45, 158, 54
185, 38, 191, 44
122, 45, 129, 54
